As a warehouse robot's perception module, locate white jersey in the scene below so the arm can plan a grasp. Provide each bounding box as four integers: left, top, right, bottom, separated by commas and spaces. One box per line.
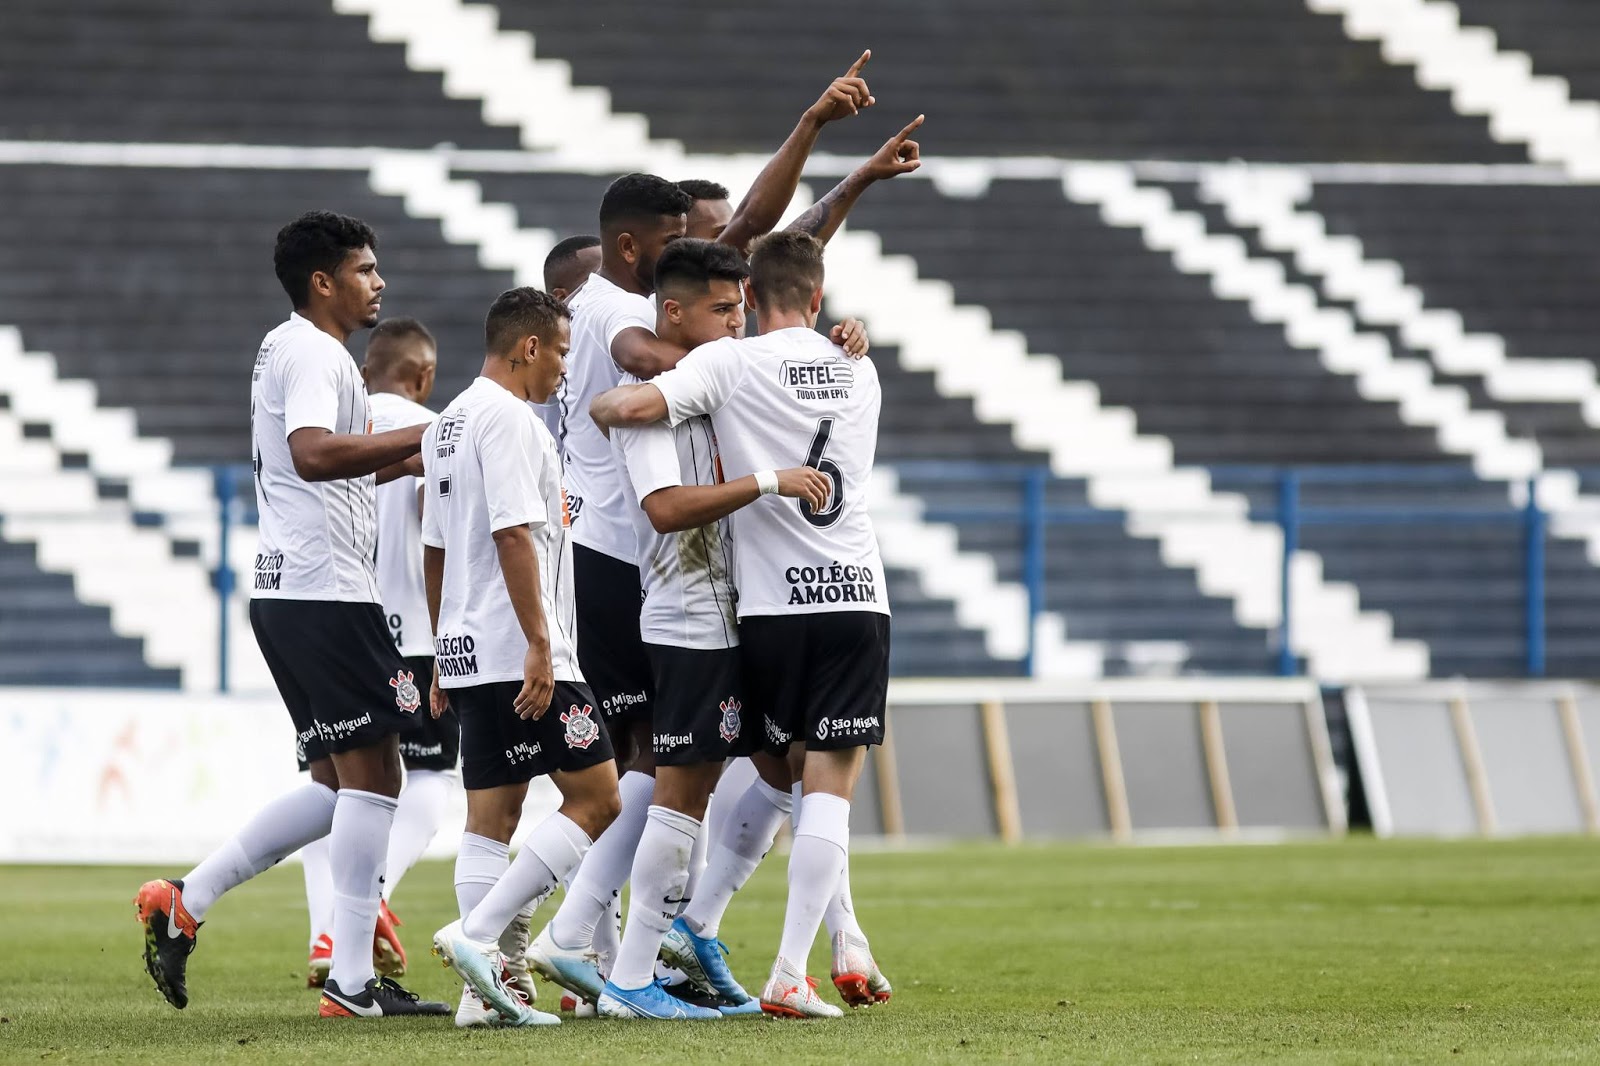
557, 273, 656, 563
249, 312, 379, 603
421, 377, 581, 688
368, 391, 436, 657
654, 327, 889, 618
612, 380, 739, 650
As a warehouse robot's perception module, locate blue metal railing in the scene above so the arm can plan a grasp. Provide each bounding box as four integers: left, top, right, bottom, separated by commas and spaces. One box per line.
208, 462, 1554, 688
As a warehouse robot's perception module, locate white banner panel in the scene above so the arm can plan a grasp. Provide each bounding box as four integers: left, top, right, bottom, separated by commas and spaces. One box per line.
0, 688, 558, 864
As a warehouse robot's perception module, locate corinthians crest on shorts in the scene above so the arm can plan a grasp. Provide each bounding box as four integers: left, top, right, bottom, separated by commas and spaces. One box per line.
718, 697, 742, 743
389, 669, 421, 714
562, 703, 600, 749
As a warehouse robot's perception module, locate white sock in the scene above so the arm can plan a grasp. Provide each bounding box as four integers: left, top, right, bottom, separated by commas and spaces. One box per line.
777, 793, 850, 967
463, 813, 591, 943
823, 851, 866, 940
594, 892, 623, 966
548, 770, 653, 949
301, 835, 334, 948
707, 759, 759, 846
611, 806, 699, 990
455, 832, 510, 921
682, 807, 710, 911
328, 789, 398, 992
681, 776, 791, 938
183, 782, 337, 921
383, 769, 455, 903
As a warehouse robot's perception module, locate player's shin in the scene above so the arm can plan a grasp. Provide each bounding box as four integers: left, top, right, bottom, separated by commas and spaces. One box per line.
610, 805, 700, 990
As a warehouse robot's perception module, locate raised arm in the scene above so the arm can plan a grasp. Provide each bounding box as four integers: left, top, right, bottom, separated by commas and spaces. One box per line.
789, 114, 924, 246
718, 51, 876, 255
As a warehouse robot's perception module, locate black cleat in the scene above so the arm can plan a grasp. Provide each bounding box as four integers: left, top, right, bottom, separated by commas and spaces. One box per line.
134, 877, 199, 1009
318, 976, 452, 1018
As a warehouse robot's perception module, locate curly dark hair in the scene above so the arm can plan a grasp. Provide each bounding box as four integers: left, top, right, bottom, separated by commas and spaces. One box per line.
273, 211, 377, 308
655, 238, 750, 298
598, 173, 694, 232
676, 178, 730, 203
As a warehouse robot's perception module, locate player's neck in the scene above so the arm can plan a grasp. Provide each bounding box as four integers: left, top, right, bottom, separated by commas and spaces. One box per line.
598, 260, 649, 298
295, 304, 353, 345
757, 309, 812, 333
368, 380, 415, 403
479, 358, 531, 401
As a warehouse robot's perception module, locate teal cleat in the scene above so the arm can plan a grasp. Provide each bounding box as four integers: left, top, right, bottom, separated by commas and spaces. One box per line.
597, 979, 723, 1020
431, 920, 536, 1024
528, 922, 606, 1001
659, 917, 753, 1004
716, 997, 765, 1017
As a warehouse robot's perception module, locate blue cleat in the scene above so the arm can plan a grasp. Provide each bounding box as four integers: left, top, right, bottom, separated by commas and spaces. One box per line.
659, 917, 753, 1004
597, 978, 723, 1020
716, 997, 765, 1017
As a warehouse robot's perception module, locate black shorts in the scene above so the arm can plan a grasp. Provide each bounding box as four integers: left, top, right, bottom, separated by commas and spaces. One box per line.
250, 598, 423, 764
451, 679, 616, 790
573, 543, 652, 727
644, 643, 758, 766
396, 656, 461, 771
739, 613, 890, 754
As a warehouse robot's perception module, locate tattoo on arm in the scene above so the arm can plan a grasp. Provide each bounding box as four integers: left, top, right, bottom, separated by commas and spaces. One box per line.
790, 191, 839, 239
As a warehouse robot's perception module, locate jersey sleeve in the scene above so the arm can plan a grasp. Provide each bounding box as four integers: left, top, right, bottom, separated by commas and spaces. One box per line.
420, 425, 445, 548
654, 339, 745, 426
614, 421, 683, 505
478, 401, 547, 533
599, 293, 658, 351
280, 337, 345, 437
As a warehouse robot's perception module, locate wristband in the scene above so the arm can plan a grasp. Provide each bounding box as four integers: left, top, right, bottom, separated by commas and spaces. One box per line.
754, 469, 780, 496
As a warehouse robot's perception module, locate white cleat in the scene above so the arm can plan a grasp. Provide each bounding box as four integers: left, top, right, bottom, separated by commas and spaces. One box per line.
759, 956, 843, 1019
431, 919, 526, 1024
500, 910, 538, 1004
831, 931, 892, 1007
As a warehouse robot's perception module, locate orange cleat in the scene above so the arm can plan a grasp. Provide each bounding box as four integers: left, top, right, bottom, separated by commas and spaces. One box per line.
373, 900, 408, 977
135, 878, 200, 1009
307, 933, 333, 988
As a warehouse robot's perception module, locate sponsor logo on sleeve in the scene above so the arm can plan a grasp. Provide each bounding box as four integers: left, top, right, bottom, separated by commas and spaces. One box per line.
779, 358, 855, 400
561, 704, 600, 749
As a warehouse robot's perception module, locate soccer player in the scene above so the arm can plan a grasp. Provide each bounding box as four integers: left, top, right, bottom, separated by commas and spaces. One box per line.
544, 235, 602, 302
591, 231, 892, 1019
593, 240, 831, 1021
135, 211, 448, 1018
423, 288, 622, 1028
528, 58, 879, 999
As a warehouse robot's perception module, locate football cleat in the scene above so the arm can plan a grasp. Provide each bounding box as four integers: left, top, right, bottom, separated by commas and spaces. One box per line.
760, 957, 843, 1019
431, 919, 524, 1024
527, 922, 605, 1001
307, 933, 333, 988
597, 978, 723, 1020
135, 877, 199, 1009
373, 900, 407, 977
831, 930, 892, 1006
500, 909, 537, 1003
317, 976, 450, 1018
456, 973, 541, 1028
658, 917, 753, 1004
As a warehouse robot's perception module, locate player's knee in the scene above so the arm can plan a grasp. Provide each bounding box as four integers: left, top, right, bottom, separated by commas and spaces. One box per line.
573, 786, 623, 840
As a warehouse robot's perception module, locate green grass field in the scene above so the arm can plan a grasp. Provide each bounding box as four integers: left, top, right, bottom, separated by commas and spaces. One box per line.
3, 836, 1600, 1064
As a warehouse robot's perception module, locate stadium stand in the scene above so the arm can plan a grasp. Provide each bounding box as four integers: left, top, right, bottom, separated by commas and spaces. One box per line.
489, 0, 1518, 162
5, 0, 1598, 686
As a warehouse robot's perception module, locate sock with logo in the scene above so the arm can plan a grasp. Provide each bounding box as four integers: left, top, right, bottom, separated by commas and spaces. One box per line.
328, 789, 398, 992
593, 890, 623, 968
454, 831, 510, 921
301, 834, 335, 948
383, 769, 455, 902
777, 792, 851, 967
681, 775, 791, 939
463, 813, 591, 942
823, 851, 867, 941
547, 770, 653, 950
183, 782, 338, 921
609, 805, 700, 990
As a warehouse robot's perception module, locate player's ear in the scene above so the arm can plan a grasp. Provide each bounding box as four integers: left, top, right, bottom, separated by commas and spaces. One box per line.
310, 269, 335, 300
809, 286, 824, 316
618, 231, 639, 266
525, 333, 540, 365
663, 298, 682, 324
742, 278, 756, 311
